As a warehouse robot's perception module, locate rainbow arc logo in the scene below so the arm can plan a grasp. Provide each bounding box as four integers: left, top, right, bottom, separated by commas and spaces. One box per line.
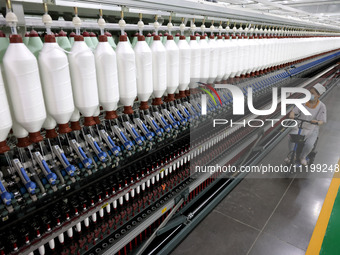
198, 83, 223, 115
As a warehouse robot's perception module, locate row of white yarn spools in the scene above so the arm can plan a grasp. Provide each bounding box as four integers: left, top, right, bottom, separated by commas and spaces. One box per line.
19, 26, 340, 85
1, 25, 340, 153
0, 29, 191, 152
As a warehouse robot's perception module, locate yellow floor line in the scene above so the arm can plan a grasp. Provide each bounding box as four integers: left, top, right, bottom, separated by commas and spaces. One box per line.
306, 158, 340, 255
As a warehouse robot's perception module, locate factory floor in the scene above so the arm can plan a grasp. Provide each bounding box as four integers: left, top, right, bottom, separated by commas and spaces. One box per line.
171, 85, 340, 255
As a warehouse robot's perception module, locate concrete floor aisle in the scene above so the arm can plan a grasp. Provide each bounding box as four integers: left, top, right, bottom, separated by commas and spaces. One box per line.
171, 84, 340, 255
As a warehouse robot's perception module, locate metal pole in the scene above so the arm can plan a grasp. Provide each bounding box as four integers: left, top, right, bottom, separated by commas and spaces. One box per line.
135, 198, 185, 255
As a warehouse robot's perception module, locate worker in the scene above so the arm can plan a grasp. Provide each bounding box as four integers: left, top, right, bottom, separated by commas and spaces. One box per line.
286, 83, 327, 165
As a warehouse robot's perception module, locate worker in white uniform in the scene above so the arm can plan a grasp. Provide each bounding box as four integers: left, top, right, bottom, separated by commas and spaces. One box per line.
286, 83, 327, 165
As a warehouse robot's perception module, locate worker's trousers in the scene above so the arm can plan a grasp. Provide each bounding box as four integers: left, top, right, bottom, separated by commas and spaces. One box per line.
288, 127, 319, 160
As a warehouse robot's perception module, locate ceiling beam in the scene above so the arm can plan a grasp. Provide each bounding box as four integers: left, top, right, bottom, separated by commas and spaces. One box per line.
252, 0, 339, 25
284, 1, 340, 7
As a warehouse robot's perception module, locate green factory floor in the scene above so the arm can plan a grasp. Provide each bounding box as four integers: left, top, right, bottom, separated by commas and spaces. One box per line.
320, 187, 340, 255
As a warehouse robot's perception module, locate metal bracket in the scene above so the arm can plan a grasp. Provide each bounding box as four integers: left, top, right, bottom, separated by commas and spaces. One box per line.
156, 215, 187, 236
121, 6, 129, 13
175, 187, 189, 205
252, 146, 264, 152
43, 0, 56, 4
135, 197, 184, 255
154, 188, 189, 235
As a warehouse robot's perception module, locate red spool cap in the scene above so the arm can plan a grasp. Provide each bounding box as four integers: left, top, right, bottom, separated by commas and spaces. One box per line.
104, 31, 112, 37
105, 111, 118, 120
152, 32, 156, 36
195, 33, 200, 36
175, 33, 180, 36
29, 132, 44, 143
175, 93, 181, 99
0, 141, 10, 154
45, 129, 58, 139
30, 30, 39, 37
93, 116, 101, 125
0, 31, 6, 38
152, 98, 163, 105
82, 31, 90, 37
74, 35, 84, 41
17, 137, 31, 148
153, 35, 161, 41
9, 34, 23, 43
59, 30, 67, 37
200, 35, 205, 40
180, 35, 186, 40
25, 32, 30, 37
134, 32, 139, 37
159, 33, 163, 36
217, 35, 223, 39
190, 35, 196, 40
84, 117, 95, 127
139, 101, 149, 110
44, 34, 56, 43
138, 35, 145, 41
90, 32, 96, 37
179, 91, 186, 98
209, 35, 214, 39
70, 121, 81, 131
119, 35, 128, 41
58, 123, 72, 134
69, 32, 76, 37
123, 106, 133, 115
167, 94, 175, 102
167, 35, 173, 40
164, 32, 169, 36
146, 33, 152, 37
99, 35, 108, 42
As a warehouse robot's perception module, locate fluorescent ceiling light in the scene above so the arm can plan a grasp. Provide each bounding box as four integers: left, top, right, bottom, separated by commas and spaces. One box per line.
55, 0, 121, 11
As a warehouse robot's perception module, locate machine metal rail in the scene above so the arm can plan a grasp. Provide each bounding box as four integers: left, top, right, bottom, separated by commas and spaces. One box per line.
6, 0, 340, 32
